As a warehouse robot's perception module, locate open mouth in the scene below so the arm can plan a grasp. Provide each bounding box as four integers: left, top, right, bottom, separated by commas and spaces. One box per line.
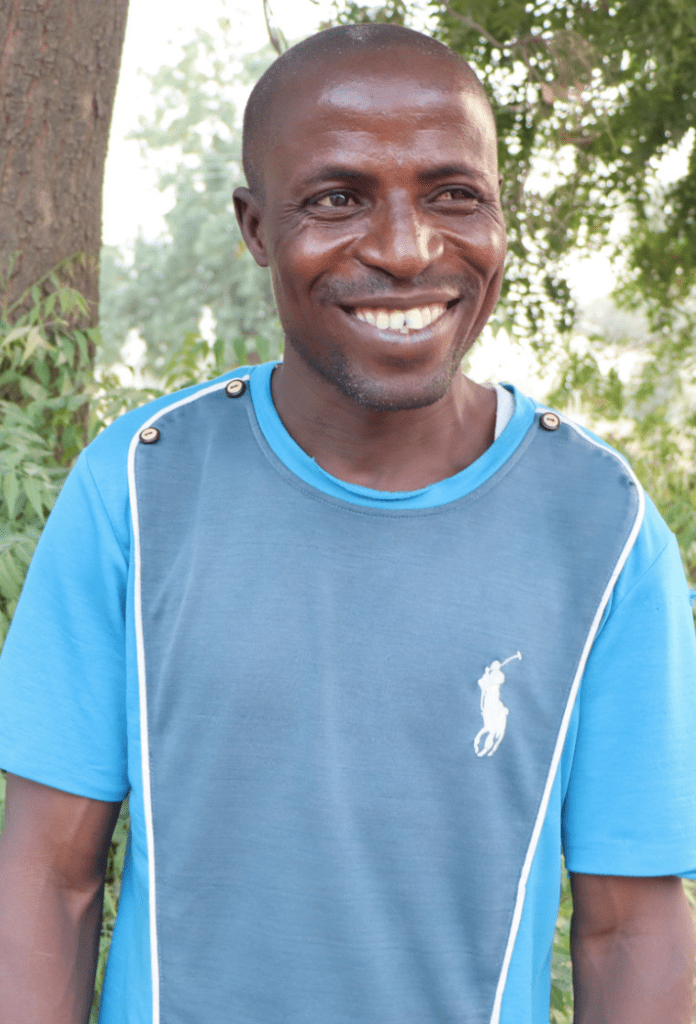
344, 299, 459, 334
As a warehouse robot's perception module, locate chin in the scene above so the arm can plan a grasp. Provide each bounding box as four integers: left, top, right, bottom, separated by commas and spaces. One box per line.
322, 353, 459, 412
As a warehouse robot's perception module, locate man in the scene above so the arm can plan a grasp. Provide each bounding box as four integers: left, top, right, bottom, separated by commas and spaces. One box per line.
0, 23, 694, 1024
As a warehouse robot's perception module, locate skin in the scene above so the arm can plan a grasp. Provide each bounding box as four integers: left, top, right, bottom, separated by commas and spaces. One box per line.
0, 774, 121, 1024
1, 43, 693, 1024
570, 873, 695, 1023
234, 47, 505, 491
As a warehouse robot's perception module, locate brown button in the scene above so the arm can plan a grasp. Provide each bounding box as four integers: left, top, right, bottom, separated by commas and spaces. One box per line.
225, 378, 246, 398
139, 427, 160, 444
540, 411, 561, 431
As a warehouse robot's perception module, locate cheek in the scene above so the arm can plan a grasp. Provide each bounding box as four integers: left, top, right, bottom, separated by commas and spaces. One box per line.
464, 225, 506, 273
272, 228, 354, 291
481, 222, 507, 269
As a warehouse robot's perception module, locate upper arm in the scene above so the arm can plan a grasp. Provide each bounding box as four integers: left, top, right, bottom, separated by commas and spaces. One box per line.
569, 873, 694, 940
0, 773, 122, 894
0, 453, 130, 805
561, 507, 696, 880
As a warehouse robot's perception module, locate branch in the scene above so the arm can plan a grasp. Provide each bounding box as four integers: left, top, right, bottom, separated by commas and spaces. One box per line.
439, 3, 545, 86
262, 0, 288, 56
440, 4, 508, 51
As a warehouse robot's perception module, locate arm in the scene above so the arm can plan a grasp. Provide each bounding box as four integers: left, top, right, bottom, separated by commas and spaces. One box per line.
570, 872, 696, 1024
0, 773, 122, 1024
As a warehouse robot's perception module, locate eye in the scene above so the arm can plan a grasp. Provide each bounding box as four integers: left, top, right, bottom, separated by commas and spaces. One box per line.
436, 187, 480, 203
314, 191, 358, 208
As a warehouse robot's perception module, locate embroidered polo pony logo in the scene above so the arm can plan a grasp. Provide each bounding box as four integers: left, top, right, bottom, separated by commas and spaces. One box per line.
474, 652, 522, 757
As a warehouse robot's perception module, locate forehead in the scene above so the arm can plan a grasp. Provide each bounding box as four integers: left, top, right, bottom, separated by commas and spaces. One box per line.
263, 51, 498, 187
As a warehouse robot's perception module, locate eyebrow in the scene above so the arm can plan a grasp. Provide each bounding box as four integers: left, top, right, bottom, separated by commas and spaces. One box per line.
298, 162, 489, 192
298, 166, 380, 191
417, 164, 488, 184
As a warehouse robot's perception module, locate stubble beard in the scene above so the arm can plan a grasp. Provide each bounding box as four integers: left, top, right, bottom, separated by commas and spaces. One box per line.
316, 344, 468, 412
282, 273, 481, 412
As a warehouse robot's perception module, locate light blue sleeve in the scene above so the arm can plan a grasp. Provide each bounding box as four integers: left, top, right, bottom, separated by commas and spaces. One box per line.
0, 371, 246, 803
0, 449, 130, 801
562, 495, 696, 879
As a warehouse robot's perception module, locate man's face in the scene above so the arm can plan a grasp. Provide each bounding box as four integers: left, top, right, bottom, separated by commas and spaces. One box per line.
238, 48, 507, 411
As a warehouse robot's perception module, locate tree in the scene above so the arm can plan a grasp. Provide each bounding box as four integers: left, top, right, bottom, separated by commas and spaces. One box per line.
0, 0, 129, 323
1, 0, 132, 641
429, 0, 696, 351
99, 27, 283, 376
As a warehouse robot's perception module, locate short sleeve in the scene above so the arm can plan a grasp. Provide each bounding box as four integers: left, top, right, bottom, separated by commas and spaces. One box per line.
0, 450, 130, 801
562, 499, 696, 879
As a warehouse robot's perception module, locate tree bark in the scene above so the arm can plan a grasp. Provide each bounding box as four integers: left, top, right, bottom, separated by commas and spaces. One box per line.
0, 0, 129, 324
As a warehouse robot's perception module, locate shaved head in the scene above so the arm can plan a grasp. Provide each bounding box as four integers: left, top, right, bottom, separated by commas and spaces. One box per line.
242, 23, 493, 203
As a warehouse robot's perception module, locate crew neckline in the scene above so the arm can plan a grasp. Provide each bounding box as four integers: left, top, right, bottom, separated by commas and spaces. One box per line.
247, 361, 536, 510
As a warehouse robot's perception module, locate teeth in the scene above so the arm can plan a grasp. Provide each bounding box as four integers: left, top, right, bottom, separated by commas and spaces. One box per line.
404, 308, 424, 331
353, 303, 447, 332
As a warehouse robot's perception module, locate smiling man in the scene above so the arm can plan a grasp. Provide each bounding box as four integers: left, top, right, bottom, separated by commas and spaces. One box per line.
0, 23, 695, 1024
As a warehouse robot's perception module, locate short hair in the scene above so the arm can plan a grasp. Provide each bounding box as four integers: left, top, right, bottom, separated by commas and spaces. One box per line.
242, 23, 491, 203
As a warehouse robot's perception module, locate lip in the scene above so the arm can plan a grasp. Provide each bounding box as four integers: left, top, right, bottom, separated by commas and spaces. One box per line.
340, 294, 460, 312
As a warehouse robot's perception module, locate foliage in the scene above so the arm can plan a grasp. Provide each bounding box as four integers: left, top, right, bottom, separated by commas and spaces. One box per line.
325, 0, 412, 25
550, 862, 573, 1023
0, 258, 100, 643
0, 259, 159, 645
99, 25, 283, 377
0, 258, 224, 646
545, 331, 696, 578
428, 0, 696, 350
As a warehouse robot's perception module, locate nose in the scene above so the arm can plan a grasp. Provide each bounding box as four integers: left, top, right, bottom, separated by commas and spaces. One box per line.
353, 193, 444, 280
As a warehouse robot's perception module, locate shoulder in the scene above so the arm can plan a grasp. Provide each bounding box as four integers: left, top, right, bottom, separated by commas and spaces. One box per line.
81, 368, 253, 505
509, 387, 676, 590
43, 369, 254, 557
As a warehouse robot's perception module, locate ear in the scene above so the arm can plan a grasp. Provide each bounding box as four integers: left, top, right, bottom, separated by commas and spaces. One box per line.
233, 187, 269, 268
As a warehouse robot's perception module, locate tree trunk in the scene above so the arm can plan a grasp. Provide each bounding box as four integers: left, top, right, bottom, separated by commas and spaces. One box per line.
0, 0, 129, 325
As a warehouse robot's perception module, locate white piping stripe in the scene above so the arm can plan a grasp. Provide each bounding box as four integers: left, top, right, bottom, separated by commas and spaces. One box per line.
127, 375, 249, 1024
127, 429, 160, 1024
488, 409, 646, 1024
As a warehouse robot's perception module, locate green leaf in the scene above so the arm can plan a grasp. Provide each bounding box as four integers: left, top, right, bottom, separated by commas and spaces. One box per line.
2, 472, 19, 519
0, 550, 27, 597
255, 334, 270, 364
233, 337, 247, 366
74, 330, 91, 365
22, 476, 45, 518
20, 326, 48, 365
1, 326, 31, 347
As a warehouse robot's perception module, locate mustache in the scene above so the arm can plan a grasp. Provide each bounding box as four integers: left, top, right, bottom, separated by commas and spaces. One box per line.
316, 273, 480, 305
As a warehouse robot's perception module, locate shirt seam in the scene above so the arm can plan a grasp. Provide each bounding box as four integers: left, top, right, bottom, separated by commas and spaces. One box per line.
244, 392, 538, 519
244, 399, 536, 520
81, 447, 130, 564
605, 534, 675, 619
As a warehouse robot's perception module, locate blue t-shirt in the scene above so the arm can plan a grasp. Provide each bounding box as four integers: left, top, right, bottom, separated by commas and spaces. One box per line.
0, 361, 694, 1024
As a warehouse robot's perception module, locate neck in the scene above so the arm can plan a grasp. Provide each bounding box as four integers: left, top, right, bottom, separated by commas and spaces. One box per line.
269, 354, 497, 492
